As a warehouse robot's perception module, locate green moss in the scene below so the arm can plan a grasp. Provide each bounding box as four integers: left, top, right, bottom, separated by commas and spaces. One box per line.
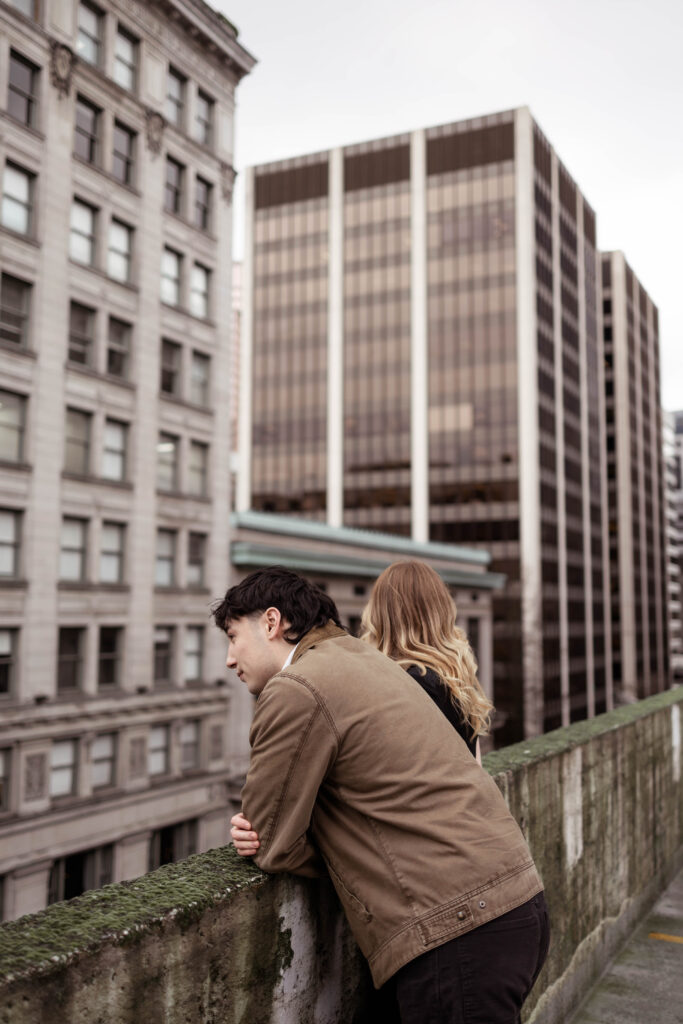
483, 686, 683, 777
0, 846, 265, 982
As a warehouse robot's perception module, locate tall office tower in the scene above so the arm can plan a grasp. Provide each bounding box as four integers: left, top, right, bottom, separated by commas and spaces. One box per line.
664, 411, 683, 681
0, 0, 254, 920
239, 108, 612, 745
601, 254, 670, 700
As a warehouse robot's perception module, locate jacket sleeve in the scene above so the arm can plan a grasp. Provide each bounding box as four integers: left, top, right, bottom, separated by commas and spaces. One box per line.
241, 674, 338, 878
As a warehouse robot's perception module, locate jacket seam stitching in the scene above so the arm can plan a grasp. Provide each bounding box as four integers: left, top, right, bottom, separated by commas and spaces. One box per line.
273, 670, 342, 743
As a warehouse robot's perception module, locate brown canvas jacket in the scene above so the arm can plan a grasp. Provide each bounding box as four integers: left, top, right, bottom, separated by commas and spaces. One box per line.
242, 622, 543, 988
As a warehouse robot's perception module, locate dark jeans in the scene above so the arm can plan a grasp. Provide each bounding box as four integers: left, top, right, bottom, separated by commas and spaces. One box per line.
390, 892, 550, 1024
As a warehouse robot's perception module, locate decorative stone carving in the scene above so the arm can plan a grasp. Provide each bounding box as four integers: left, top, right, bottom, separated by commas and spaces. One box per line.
24, 753, 47, 800
50, 42, 74, 98
129, 737, 147, 778
145, 109, 165, 156
220, 162, 237, 202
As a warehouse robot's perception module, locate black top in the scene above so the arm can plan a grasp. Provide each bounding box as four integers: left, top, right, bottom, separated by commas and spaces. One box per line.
406, 664, 477, 757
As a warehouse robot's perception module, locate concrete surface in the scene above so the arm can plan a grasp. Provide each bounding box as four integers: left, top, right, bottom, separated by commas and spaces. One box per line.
571, 865, 683, 1024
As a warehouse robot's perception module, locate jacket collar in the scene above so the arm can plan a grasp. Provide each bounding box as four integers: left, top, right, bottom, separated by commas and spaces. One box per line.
291, 621, 347, 664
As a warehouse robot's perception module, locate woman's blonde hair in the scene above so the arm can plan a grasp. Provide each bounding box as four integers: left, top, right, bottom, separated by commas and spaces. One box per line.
361, 560, 493, 738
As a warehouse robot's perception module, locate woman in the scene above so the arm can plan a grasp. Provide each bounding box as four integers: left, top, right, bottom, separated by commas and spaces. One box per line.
361, 559, 493, 762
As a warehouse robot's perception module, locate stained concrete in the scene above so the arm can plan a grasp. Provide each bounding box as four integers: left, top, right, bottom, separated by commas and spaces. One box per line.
571, 865, 683, 1024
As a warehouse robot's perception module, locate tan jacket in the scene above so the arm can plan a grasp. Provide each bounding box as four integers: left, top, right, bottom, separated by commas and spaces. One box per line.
242, 623, 543, 987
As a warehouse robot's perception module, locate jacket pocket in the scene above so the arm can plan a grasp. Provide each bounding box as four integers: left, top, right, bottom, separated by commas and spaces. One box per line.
326, 862, 373, 922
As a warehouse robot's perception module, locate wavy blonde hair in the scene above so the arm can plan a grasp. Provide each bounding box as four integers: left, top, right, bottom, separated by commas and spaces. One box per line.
361, 560, 493, 738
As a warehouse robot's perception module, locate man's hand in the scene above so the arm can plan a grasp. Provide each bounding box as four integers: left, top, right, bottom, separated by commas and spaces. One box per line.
230, 811, 260, 857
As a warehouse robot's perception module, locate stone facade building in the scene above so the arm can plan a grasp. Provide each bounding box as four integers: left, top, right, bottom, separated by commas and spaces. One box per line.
0, 0, 254, 920
238, 109, 615, 745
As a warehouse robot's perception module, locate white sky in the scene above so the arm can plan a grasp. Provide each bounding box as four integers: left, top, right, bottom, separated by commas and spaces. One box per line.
216, 0, 683, 411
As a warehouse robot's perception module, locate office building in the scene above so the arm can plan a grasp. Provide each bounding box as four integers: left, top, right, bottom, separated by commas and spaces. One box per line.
664, 410, 683, 681
239, 108, 614, 744
601, 253, 670, 699
0, 0, 254, 920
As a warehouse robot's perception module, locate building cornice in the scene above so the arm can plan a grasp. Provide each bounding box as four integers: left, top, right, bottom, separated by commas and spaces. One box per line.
150, 0, 256, 81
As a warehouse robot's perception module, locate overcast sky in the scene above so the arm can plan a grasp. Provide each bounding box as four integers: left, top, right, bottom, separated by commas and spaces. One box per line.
216, 0, 683, 411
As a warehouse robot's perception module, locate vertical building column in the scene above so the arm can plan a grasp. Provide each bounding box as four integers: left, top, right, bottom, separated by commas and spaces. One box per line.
612, 254, 636, 700
514, 108, 543, 737
236, 167, 255, 514
410, 129, 428, 543
596, 259, 614, 710
634, 283, 650, 691
551, 152, 570, 726
576, 201, 595, 718
649, 302, 666, 688
327, 148, 344, 528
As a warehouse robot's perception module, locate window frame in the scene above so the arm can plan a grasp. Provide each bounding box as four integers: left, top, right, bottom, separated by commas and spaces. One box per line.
101, 418, 127, 481
8, 50, 39, 129
2, 163, 34, 236
59, 516, 88, 582
112, 121, 135, 186
0, 389, 26, 463
165, 67, 186, 128
155, 528, 176, 587
156, 432, 179, 491
187, 532, 206, 587
0, 273, 31, 349
68, 300, 96, 367
161, 247, 181, 306
190, 351, 210, 405
77, 1, 103, 68
113, 26, 137, 92
194, 176, 212, 232
74, 95, 101, 165
190, 263, 210, 319
69, 199, 97, 266
107, 218, 132, 282
99, 520, 125, 583
194, 90, 213, 146
183, 628, 203, 684
148, 723, 170, 775
0, 509, 21, 579
106, 316, 130, 378
50, 738, 78, 797
64, 407, 92, 475
0, 630, 17, 700
188, 440, 209, 497
164, 156, 184, 215
160, 338, 181, 396
57, 628, 85, 693
179, 719, 200, 769
91, 732, 117, 787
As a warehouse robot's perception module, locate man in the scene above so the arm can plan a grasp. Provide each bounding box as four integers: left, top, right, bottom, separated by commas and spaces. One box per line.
216, 567, 549, 1023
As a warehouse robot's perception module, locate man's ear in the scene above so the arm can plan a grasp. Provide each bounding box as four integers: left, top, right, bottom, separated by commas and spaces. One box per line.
263, 606, 287, 640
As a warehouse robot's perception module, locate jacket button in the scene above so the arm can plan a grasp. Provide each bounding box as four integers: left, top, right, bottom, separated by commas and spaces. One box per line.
457, 910, 466, 920
479, 900, 486, 909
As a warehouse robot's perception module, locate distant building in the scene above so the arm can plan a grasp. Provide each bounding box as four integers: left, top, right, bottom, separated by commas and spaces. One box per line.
230, 260, 241, 507
0, 0, 254, 920
601, 254, 670, 699
239, 108, 613, 744
664, 410, 683, 681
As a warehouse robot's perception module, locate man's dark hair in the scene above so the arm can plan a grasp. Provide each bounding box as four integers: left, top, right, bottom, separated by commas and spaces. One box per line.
212, 566, 344, 644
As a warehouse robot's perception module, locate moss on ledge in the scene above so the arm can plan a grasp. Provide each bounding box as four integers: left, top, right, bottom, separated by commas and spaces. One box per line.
0, 845, 265, 983
483, 685, 683, 776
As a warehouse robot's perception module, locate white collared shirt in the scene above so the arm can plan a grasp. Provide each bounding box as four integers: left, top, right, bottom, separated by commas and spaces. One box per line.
282, 643, 299, 671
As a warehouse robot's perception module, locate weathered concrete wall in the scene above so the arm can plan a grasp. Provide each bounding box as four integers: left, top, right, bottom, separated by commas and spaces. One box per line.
0, 687, 681, 1024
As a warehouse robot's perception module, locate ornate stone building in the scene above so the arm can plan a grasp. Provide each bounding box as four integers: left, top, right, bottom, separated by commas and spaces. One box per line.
0, 0, 254, 920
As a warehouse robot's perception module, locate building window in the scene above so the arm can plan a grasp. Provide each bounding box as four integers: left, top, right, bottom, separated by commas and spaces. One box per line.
107, 219, 132, 282
153, 630, 173, 686
164, 157, 184, 215
160, 339, 181, 395
190, 264, 210, 319
184, 628, 203, 683
113, 27, 137, 91
194, 177, 212, 231
74, 97, 100, 164
156, 432, 178, 491
0, 274, 31, 348
188, 441, 208, 496
59, 517, 87, 581
8, 1, 35, 16
91, 733, 116, 787
165, 68, 185, 128
194, 90, 213, 146
64, 408, 91, 474
149, 820, 197, 870
0, 390, 26, 463
0, 748, 10, 809
180, 720, 199, 769
161, 248, 181, 305
77, 2, 102, 67
68, 301, 95, 366
8, 51, 39, 128
50, 739, 78, 796
57, 629, 85, 692
69, 199, 97, 265
101, 419, 127, 480
99, 521, 125, 583
48, 844, 112, 904
190, 351, 209, 405
97, 628, 121, 687
0, 510, 21, 577
0, 631, 17, 698
107, 317, 130, 377
187, 532, 205, 587
112, 122, 135, 186
2, 164, 33, 235
155, 529, 176, 586
148, 724, 169, 774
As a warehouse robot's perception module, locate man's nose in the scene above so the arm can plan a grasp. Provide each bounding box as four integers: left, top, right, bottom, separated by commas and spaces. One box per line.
226, 647, 236, 669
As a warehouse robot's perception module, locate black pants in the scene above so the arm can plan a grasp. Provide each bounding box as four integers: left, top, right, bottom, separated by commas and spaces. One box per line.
389, 892, 550, 1024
